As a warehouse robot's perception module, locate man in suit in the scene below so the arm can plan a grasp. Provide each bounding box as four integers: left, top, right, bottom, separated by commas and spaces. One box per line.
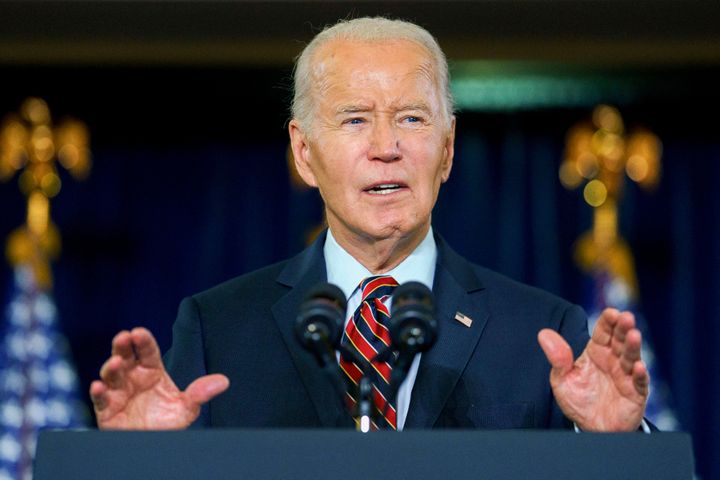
90, 17, 649, 432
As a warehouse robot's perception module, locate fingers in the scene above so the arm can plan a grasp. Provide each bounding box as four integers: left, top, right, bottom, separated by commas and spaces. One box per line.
184, 374, 230, 407
92, 331, 134, 417
111, 330, 134, 360
99, 354, 126, 389
621, 327, 650, 397
537, 329, 574, 377
99, 330, 139, 389
633, 360, 650, 397
108, 327, 163, 370
596, 309, 642, 370
592, 308, 649, 398
98, 328, 159, 388
590, 308, 620, 346
592, 308, 639, 358
93, 327, 164, 404
89, 380, 109, 411
611, 312, 636, 356
130, 327, 163, 369
619, 328, 641, 374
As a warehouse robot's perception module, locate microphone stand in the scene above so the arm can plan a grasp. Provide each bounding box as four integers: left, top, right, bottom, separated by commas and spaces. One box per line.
307, 328, 393, 432
340, 342, 421, 432
376, 345, 417, 430
301, 324, 356, 428
356, 377, 374, 433
337, 343, 379, 432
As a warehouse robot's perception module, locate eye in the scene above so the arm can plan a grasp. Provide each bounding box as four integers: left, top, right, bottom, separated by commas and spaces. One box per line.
402, 115, 423, 124
344, 117, 365, 125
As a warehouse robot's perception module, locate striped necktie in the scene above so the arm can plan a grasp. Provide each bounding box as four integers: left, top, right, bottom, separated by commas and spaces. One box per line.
339, 275, 399, 430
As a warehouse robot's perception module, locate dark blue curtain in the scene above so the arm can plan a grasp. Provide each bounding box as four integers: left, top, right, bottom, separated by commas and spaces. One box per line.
0, 68, 718, 479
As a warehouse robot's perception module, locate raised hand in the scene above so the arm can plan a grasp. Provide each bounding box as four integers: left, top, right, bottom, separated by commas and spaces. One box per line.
90, 327, 229, 430
538, 308, 649, 431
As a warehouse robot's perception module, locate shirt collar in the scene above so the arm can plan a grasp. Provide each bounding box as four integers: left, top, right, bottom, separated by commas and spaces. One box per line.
324, 227, 437, 300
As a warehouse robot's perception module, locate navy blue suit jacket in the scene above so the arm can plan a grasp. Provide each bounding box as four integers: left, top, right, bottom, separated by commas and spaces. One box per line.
164, 231, 589, 429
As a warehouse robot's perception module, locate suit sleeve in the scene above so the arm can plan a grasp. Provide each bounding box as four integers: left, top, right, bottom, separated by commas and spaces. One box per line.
162, 296, 211, 427
560, 304, 591, 360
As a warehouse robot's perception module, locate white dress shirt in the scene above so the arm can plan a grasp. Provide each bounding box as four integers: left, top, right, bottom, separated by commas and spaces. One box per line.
324, 227, 437, 430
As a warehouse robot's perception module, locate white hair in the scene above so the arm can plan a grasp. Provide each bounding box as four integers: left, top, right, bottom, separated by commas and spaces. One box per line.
291, 17, 454, 132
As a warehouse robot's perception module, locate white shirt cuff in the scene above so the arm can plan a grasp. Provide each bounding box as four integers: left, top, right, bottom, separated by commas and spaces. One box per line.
573, 419, 651, 433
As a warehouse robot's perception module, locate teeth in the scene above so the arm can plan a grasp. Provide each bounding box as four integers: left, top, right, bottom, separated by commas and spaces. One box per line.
368, 184, 401, 195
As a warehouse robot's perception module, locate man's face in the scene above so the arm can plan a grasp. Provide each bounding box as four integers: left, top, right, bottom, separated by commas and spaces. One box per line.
290, 39, 455, 246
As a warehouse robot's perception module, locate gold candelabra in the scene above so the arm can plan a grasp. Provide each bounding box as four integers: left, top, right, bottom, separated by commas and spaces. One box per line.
560, 105, 661, 299
1, 97, 91, 289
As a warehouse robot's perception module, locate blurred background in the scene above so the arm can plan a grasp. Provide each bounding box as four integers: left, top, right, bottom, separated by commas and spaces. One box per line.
0, 1, 718, 479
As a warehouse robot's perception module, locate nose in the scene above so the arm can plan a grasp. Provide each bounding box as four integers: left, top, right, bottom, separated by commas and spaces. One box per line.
368, 119, 401, 162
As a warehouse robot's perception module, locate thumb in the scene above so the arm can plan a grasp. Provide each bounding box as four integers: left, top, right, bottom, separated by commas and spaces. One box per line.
185, 374, 230, 406
538, 329, 574, 378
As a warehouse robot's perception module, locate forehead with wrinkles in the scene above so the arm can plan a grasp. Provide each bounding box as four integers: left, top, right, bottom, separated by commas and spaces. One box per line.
309, 39, 441, 112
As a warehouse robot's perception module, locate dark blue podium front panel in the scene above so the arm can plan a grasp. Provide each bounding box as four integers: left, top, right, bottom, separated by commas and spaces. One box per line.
34, 429, 694, 479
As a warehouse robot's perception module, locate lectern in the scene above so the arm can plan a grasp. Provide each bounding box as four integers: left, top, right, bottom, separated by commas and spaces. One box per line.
34, 429, 694, 479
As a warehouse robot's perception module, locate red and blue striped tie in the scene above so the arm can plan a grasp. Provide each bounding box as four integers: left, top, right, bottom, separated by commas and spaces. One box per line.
339, 275, 399, 430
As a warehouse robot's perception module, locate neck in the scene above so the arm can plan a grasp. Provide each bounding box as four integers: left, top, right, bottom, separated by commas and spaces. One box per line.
328, 223, 430, 274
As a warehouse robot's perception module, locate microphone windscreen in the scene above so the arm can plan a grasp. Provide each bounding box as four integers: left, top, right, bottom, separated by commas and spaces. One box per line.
392, 281, 433, 309
306, 282, 347, 311
295, 282, 347, 349
390, 281, 436, 352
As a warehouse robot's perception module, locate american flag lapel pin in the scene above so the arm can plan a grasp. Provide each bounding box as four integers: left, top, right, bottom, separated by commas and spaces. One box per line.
454, 311, 473, 327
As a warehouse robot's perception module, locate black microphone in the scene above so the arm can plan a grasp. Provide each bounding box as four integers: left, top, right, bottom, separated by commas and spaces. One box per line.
389, 281, 437, 353
294, 282, 347, 367
295, 282, 354, 428
388, 281, 437, 389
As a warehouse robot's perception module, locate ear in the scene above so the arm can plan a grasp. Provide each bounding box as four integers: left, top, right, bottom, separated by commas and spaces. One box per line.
288, 119, 319, 188
440, 116, 456, 183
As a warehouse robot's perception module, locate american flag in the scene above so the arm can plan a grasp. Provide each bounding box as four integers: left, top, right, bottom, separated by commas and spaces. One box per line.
0, 266, 88, 480
587, 270, 680, 431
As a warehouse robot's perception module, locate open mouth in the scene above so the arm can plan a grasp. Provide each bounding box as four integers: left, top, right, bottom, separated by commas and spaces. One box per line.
364, 183, 406, 195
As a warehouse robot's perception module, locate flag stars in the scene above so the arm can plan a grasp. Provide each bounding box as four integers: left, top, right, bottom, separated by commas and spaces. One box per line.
1, 370, 25, 394
7, 335, 27, 361
50, 362, 76, 391
0, 436, 20, 462
46, 399, 71, 425
1, 403, 23, 429
25, 398, 46, 426
33, 296, 56, 325
26, 332, 52, 358
8, 302, 30, 327
29, 365, 50, 391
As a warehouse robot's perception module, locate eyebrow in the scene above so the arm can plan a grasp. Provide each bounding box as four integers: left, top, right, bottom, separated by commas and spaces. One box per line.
335, 103, 432, 115
335, 105, 372, 115
393, 102, 432, 115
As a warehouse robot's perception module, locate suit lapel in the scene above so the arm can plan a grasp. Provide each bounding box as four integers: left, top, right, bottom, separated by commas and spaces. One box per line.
269, 230, 488, 429
270, 231, 352, 428
405, 235, 489, 428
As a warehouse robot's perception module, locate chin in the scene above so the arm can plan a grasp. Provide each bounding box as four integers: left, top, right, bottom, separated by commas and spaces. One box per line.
364, 217, 423, 241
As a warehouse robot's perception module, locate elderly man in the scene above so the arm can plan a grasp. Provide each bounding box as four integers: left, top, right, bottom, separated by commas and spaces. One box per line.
90, 17, 649, 432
